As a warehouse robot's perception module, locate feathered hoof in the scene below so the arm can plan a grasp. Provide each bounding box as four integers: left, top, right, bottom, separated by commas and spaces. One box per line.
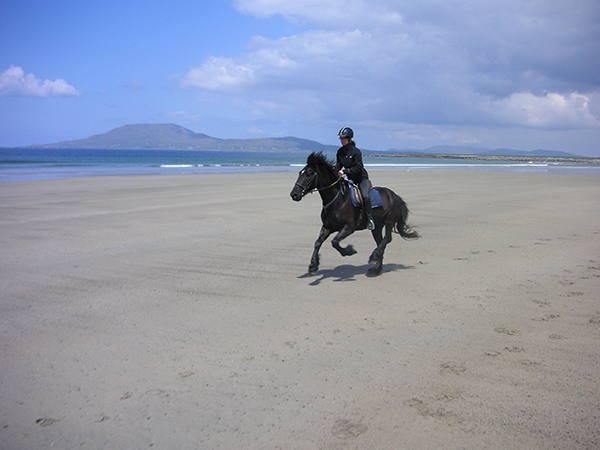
368, 252, 381, 265
342, 245, 357, 256
367, 264, 383, 276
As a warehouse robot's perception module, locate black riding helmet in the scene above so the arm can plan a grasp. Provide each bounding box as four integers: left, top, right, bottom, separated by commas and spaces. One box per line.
338, 127, 354, 139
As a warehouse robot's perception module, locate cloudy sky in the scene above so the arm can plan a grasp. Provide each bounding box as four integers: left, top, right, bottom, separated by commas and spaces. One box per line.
1, 0, 599, 156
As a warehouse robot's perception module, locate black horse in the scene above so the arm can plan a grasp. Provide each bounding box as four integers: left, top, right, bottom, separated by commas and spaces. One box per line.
290, 151, 419, 276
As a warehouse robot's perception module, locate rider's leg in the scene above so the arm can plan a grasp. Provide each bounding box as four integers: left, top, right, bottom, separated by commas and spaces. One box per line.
359, 179, 375, 230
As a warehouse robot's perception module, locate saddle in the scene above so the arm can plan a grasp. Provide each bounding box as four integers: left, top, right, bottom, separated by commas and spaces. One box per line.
347, 179, 383, 208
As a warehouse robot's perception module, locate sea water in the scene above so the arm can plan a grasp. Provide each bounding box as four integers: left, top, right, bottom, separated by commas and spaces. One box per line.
1, 148, 598, 182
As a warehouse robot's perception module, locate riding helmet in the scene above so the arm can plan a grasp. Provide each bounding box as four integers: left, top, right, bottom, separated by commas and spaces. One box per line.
338, 127, 354, 138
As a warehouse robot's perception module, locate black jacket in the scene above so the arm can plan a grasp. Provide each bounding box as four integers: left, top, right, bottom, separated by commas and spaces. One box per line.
335, 142, 369, 184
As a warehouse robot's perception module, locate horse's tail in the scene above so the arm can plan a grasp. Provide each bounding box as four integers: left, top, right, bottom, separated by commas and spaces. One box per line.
394, 195, 420, 240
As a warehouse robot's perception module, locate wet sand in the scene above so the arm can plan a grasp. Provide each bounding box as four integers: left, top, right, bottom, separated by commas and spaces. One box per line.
1, 170, 599, 449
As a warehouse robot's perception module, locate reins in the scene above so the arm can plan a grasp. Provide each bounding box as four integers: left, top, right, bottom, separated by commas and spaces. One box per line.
321, 187, 342, 209
295, 173, 343, 197
295, 170, 344, 209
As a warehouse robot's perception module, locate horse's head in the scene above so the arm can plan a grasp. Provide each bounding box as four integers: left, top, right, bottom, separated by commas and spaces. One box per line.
290, 151, 335, 201
290, 164, 317, 201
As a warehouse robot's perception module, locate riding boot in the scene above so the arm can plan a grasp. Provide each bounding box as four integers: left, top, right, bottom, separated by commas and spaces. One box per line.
365, 207, 375, 230
363, 195, 375, 230
359, 179, 375, 230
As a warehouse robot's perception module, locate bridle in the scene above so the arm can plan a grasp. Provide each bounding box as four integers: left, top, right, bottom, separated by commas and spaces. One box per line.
294, 170, 318, 197
295, 169, 343, 197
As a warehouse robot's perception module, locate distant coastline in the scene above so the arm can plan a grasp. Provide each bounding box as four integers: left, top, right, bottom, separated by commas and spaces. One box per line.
2, 148, 600, 181
368, 153, 600, 165
14, 124, 598, 160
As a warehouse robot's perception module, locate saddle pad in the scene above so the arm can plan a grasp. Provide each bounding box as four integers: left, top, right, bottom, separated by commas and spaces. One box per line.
350, 186, 384, 208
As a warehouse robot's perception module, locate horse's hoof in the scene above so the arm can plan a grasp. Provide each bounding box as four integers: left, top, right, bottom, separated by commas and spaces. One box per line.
344, 245, 357, 256
367, 265, 382, 276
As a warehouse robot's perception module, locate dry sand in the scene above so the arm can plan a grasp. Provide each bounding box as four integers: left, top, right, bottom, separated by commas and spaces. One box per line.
1, 170, 599, 449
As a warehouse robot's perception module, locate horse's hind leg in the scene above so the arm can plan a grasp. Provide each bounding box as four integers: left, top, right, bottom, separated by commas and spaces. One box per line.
309, 226, 332, 274
331, 224, 357, 257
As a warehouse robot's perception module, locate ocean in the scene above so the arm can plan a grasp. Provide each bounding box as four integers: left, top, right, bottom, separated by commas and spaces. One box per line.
1, 148, 599, 182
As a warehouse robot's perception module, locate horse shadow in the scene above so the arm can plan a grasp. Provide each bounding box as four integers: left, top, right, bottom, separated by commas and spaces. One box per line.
299, 263, 415, 286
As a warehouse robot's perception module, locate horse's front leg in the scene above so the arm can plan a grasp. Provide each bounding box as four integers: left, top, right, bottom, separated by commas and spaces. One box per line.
368, 223, 392, 275
309, 226, 332, 274
331, 224, 357, 257
368, 225, 384, 264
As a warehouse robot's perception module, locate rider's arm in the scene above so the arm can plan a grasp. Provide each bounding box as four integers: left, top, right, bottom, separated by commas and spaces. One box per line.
345, 148, 364, 179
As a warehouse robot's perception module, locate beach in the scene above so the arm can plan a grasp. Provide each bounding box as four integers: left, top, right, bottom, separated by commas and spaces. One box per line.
1, 170, 599, 449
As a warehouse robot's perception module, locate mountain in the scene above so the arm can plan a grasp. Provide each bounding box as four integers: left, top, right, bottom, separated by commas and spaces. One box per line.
34, 124, 217, 150
29, 124, 586, 157
33, 123, 338, 152
383, 144, 583, 158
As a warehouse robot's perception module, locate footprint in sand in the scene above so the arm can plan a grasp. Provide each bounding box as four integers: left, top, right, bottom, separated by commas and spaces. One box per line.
94, 413, 110, 423
178, 371, 194, 379
532, 314, 561, 322
494, 326, 520, 336
439, 362, 466, 375
403, 392, 460, 421
587, 262, 600, 275
486, 346, 526, 356
331, 419, 368, 439
35, 417, 62, 427
561, 292, 584, 297
144, 389, 167, 397
505, 347, 525, 355
532, 299, 552, 307
519, 359, 543, 367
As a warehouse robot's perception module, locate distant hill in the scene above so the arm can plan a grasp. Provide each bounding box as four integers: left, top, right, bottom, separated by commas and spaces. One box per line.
382, 144, 583, 158
28, 124, 586, 157
35, 124, 219, 150
32, 123, 338, 152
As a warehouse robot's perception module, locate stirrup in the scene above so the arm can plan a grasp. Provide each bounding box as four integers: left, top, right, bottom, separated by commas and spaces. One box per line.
367, 216, 375, 230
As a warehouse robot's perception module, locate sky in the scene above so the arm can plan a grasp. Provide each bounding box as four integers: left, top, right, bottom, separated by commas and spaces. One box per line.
1, 0, 600, 156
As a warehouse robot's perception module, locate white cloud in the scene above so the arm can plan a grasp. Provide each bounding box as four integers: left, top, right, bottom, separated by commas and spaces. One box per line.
177, 0, 600, 152
485, 92, 600, 129
179, 29, 390, 94
179, 56, 256, 91
232, 0, 402, 27
0, 66, 81, 97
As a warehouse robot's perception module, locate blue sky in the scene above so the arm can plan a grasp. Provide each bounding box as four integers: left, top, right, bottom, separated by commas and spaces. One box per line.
1, 0, 600, 156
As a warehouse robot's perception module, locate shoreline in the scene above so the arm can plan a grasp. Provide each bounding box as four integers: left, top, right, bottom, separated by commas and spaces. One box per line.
368, 152, 600, 165
2, 148, 600, 182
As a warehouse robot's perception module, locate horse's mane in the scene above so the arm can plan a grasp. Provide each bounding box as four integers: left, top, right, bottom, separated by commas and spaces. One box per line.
307, 151, 337, 181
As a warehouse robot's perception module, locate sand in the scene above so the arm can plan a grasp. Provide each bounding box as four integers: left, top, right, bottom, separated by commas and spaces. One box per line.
1, 170, 599, 449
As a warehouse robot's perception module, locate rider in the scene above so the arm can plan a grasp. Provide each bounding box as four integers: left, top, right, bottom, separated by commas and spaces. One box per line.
335, 127, 375, 230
